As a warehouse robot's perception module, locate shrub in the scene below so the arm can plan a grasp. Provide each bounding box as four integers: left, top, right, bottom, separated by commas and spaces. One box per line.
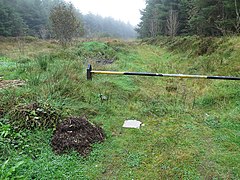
9, 102, 64, 130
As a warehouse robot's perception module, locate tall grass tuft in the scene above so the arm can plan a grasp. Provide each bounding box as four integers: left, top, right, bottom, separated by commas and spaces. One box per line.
37, 56, 48, 71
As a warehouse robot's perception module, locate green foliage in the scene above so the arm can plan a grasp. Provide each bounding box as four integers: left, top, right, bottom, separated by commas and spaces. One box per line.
0, 119, 29, 158
36, 55, 48, 71
204, 115, 220, 129
49, 2, 84, 45
0, 37, 240, 179
8, 102, 64, 130
126, 152, 142, 168
77, 41, 119, 60
0, 1, 26, 37
1, 159, 25, 179
0, 122, 11, 138
0, 0, 136, 39
137, 0, 240, 37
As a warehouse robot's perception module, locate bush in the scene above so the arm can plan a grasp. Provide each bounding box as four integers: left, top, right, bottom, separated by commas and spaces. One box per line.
8, 102, 64, 130
77, 41, 117, 59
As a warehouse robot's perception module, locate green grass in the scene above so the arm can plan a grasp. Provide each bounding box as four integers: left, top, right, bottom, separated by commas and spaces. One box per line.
0, 37, 240, 179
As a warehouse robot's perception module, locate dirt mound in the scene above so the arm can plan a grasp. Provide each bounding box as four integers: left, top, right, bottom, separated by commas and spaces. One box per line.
51, 116, 105, 156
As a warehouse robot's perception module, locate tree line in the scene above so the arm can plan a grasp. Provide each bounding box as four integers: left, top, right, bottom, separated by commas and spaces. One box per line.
136, 0, 240, 38
0, 0, 136, 39
83, 14, 137, 39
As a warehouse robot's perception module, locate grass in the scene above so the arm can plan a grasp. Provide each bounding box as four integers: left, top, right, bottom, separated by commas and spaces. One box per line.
0, 36, 240, 179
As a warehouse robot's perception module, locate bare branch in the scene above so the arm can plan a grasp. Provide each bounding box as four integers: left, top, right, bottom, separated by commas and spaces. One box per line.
166, 9, 179, 37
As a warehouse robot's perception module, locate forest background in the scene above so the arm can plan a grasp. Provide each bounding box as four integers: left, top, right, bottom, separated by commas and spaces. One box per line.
1, 0, 239, 40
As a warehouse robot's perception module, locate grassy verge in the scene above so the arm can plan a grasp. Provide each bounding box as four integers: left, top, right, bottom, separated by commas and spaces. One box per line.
0, 37, 240, 179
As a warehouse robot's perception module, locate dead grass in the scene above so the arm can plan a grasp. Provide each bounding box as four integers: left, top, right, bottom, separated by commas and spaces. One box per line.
0, 80, 25, 89
0, 37, 59, 60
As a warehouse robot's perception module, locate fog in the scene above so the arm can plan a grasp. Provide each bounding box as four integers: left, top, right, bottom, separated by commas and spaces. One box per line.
66, 0, 146, 26
0, 0, 144, 39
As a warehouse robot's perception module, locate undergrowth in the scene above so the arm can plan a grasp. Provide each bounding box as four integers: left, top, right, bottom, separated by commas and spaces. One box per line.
0, 37, 239, 179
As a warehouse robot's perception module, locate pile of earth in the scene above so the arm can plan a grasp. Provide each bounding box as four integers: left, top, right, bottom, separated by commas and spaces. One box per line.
51, 116, 105, 156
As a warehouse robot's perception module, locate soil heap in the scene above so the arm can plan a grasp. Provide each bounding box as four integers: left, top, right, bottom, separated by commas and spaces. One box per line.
51, 116, 105, 156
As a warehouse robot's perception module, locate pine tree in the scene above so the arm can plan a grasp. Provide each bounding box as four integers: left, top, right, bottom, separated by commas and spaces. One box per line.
137, 0, 240, 37
0, 1, 26, 36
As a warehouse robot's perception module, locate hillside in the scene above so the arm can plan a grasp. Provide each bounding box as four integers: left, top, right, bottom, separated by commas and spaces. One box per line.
0, 36, 240, 179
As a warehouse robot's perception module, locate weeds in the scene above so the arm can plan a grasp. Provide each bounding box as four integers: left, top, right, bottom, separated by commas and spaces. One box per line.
9, 102, 64, 130
1, 159, 25, 179
37, 56, 48, 71
0, 37, 239, 179
76, 41, 128, 65
0, 119, 28, 158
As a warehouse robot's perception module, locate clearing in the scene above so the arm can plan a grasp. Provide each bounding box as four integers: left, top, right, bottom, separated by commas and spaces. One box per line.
0, 37, 240, 179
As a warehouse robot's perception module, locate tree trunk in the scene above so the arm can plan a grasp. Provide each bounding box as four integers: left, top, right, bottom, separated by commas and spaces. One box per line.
166, 9, 179, 37
235, 0, 240, 33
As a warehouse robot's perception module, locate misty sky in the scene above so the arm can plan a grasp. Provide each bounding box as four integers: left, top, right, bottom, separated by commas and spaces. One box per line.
66, 0, 146, 26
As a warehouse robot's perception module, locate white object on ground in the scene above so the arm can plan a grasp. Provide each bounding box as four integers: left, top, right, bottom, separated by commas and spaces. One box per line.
123, 120, 142, 129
